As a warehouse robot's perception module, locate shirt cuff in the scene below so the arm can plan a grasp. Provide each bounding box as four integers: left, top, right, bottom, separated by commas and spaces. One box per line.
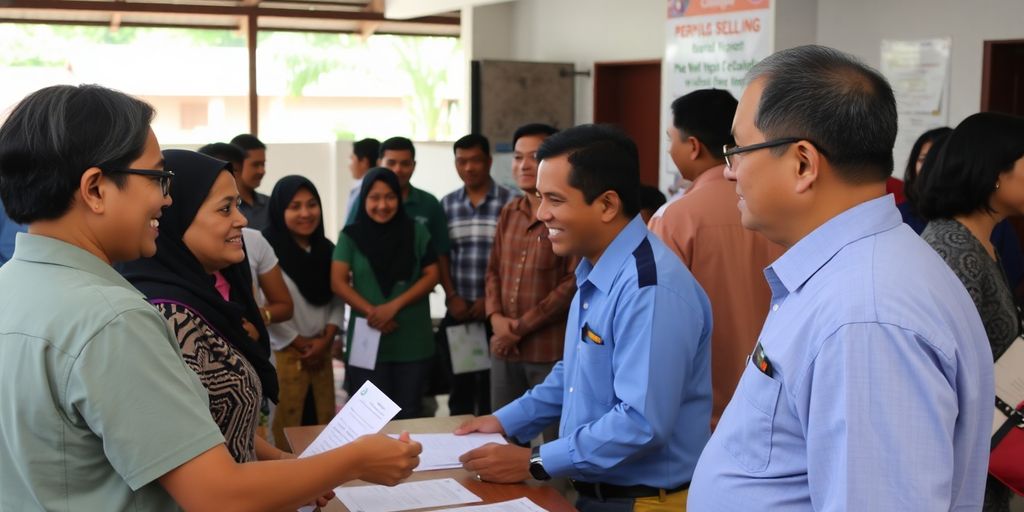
539, 437, 581, 480
493, 400, 533, 443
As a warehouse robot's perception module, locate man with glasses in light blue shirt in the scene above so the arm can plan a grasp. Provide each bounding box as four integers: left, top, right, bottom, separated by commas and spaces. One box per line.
688, 45, 993, 511
455, 124, 712, 512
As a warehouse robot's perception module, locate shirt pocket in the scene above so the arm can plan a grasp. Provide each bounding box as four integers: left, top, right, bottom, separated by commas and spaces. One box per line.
576, 338, 615, 406
722, 359, 781, 473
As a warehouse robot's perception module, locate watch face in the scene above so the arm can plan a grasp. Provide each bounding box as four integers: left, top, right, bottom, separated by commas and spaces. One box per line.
529, 458, 550, 481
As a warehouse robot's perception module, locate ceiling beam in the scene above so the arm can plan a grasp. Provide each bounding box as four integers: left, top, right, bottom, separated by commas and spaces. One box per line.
1, 0, 460, 25
358, 0, 382, 39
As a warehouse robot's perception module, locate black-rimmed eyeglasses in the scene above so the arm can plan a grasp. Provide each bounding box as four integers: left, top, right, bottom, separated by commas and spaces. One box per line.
723, 137, 821, 170
102, 168, 175, 197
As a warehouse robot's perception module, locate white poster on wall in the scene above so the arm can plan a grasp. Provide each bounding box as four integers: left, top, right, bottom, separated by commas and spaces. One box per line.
659, 0, 775, 193
880, 38, 952, 179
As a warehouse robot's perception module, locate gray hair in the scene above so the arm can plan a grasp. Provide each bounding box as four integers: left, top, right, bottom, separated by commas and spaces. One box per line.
746, 44, 898, 183
0, 84, 155, 223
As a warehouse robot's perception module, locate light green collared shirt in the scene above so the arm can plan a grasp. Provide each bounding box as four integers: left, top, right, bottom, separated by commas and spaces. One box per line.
0, 233, 224, 511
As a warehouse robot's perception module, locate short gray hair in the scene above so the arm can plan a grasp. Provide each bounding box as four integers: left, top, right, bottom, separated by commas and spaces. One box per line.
0, 84, 155, 223
747, 45, 897, 183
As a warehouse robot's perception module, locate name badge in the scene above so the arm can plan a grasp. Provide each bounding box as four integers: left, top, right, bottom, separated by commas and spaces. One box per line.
581, 323, 604, 345
752, 341, 773, 377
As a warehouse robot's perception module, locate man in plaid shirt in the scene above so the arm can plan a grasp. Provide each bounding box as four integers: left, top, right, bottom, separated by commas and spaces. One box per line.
485, 124, 578, 444
439, 134, 517, 416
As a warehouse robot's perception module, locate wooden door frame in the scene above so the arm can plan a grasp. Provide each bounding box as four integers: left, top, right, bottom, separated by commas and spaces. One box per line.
593, 59, 663, 117
981, 39, 1024, 111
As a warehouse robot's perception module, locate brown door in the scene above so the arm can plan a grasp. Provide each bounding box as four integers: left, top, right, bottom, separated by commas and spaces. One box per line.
982, 40, 1024, 116
984, 40, 1024, 299
593, 60, 662, 187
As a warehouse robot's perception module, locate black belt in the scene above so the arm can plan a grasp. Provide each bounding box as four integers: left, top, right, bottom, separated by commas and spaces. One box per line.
571, 480, 690, 500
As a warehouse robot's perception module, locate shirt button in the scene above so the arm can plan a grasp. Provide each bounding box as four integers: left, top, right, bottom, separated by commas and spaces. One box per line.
569, 387, 574, 393
583, 302, 589, 310
772, 304, 779, 312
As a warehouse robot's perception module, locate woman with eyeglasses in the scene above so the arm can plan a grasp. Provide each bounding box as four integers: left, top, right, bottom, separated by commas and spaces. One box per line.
916, 112, 1024, 512
0, 85, 419, 511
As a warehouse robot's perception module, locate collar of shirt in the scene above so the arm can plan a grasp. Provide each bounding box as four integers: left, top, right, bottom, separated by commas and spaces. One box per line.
575, 215, 648, 293
511, 195, 543, 231
687, 164, 728, 193
405, 185, 431, 208
11, 232, 141, 293
455, 179, 498, 204
766, 194, 900, 298
244, 191, 269, 208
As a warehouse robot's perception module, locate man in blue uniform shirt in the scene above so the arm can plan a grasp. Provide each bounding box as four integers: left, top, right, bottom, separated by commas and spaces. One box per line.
687, 45, 993, 511
456, 124, 713, 511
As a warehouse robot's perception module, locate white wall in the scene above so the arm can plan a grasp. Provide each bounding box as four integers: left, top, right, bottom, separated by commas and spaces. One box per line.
466, 0, 665, 124
816, 0, 1024, 129
467, 0, 820, 127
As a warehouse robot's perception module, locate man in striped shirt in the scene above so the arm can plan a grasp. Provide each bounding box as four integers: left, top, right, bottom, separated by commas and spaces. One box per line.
440, 134, 517, 415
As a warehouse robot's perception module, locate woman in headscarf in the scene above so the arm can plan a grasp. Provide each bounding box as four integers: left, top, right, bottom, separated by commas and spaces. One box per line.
263, 175, 345, 449
119, 149, 284, 463
331, 167, 439, 419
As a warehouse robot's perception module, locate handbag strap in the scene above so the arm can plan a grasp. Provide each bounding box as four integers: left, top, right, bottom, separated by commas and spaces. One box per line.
992, 397, 1024, 449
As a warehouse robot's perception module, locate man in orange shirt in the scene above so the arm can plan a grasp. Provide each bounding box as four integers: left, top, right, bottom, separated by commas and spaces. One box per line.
650, 89, 784, 428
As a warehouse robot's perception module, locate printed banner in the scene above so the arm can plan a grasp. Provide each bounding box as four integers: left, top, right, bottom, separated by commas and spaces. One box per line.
660, 0, 775, 191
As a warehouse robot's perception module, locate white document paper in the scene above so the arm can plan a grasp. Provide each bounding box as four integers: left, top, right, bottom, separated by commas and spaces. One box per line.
350, 317, 382, 370
388, 433, 507, 471
440, 497, 547, 512
334, 478, 481, 512
447, 322, 490, 374
993, 336, 1024, 436
297, 381, 401, 512
299, 380, 401, 458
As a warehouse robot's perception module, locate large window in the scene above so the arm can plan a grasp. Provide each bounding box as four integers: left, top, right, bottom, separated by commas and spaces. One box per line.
256, 31, 463, 142
0, 23, 466, 144
0, 24, 251, 143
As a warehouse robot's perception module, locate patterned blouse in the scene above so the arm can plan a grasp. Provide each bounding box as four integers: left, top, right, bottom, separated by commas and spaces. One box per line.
154, 303, 262, 462
922, 218, 1018, 360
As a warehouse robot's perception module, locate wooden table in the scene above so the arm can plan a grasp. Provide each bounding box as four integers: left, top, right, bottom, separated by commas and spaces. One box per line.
285, 415, 576, 512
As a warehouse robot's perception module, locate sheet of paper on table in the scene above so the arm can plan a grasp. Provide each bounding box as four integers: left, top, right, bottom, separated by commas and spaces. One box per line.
297, 380, 400, 512
387, 433, 508, 471
440, 497, 548, 512
334, 478, 482, 512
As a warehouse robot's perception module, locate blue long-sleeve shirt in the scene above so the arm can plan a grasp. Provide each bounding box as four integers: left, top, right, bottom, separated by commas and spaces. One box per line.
689, 196, 993, 511
494, 216, 712, 489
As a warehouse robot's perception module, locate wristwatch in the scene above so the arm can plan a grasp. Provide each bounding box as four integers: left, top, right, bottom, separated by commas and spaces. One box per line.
528, 446, 551, 481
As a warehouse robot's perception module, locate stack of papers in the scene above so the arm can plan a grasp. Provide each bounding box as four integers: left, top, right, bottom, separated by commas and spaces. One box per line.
334, 478, 482, 512
387, 433, 508, 472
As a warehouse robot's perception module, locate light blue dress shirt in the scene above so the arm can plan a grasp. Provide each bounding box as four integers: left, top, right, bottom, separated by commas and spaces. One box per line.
494, 216, 713, 489
0, 198, 27, 266
688, 196, 993, 511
